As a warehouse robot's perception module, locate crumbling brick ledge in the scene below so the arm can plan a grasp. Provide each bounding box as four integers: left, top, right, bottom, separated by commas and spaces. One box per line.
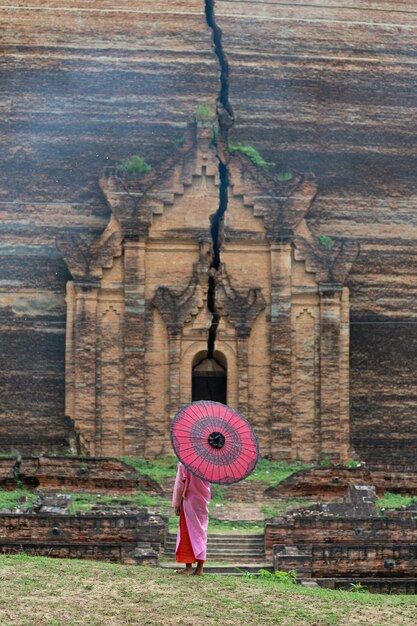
0, 457, 161, 494
0, 510, 168, 566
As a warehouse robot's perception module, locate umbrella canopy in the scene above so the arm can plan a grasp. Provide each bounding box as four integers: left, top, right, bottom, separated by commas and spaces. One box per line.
170, 400, 259, 484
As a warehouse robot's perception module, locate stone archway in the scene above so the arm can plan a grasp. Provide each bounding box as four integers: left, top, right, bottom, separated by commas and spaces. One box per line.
192, 351, 227, 404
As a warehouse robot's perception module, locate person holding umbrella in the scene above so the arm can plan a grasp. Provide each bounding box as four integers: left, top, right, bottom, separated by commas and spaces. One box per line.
171, 400, 259, 576
172, 461, 211, 576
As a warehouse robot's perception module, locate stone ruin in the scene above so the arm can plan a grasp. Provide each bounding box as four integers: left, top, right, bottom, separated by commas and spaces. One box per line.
0, 456, 416, 592
266, 478, 417, 594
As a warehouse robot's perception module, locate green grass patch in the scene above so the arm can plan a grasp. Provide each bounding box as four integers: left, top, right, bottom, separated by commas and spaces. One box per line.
122, 456, 309, 488
317, 234, 336, 249
0, 556, 416, 625
228, 143, 270, 168
376, 491, 417, 514
119, 155, 152, 175
247, 459, 312, 487
208, 518, 264, 534
0, 488, 37, 511
194, 103, 215, 121
69, 490, 171, 514
121, 455, 178, 484
261, 499, 314, 518
173, 130, 187, 148
275, 170, 294, 182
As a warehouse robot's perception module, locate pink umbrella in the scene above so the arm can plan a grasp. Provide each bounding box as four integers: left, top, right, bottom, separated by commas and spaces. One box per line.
170, 400, 259, 484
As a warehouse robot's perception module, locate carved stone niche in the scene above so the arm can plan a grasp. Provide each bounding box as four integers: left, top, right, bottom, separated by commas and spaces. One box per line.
57, 121, 358, 462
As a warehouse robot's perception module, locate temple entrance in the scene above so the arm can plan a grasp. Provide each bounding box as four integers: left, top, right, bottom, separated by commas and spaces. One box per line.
192, 352, 227, 404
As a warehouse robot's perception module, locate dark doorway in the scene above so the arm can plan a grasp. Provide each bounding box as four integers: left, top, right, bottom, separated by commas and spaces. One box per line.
192, 353, 227, 404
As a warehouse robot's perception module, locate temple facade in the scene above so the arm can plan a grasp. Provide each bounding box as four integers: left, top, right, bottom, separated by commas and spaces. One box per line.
58, 123, 358, 461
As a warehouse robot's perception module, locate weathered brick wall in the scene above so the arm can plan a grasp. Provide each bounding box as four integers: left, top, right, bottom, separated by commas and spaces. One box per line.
321, 578, 417, 594
0, 457, 161, 493
265, 516, 417, 558
274, 543, 417, 578
266, 465, 417, 498
0, 511, 168, 565
217, 0, 417, 462
0, 1, 217, 452
2, 1, 417, 460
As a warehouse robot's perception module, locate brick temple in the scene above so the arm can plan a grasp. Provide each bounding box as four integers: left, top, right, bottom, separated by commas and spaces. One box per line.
57, 122, 357, 461
2, 1, 417, 465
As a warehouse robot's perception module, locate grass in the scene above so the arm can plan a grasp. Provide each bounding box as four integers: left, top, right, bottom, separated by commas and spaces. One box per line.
274, 170, 294, 182
261, 499, 314, 519
0, 457, 316, 533
0, 556, 416, 625
122, 456, 310, 488
119, 155, 152, 175
69, 490, 170, 515
0, 488, 37, 510
318, 234, 336, 249
376, 491, 417, 514
122, 455, 178, 484
247, 459, 312, 487
228, 143, 269, 168
194, 103, 215, 121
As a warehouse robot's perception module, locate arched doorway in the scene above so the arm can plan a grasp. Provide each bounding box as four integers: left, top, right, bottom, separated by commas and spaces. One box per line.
192, 351, 227, 404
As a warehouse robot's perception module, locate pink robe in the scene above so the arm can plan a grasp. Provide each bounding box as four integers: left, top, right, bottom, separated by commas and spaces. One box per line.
172, 462, 211, 561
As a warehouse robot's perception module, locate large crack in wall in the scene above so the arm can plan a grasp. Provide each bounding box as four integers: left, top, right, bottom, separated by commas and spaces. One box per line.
205, 0, 234, 360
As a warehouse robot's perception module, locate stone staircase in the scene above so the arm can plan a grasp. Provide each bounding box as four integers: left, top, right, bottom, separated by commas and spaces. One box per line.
161, 532, 273, 575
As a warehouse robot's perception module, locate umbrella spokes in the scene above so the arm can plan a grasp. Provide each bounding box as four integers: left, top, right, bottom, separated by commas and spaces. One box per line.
170, 400, 259, 485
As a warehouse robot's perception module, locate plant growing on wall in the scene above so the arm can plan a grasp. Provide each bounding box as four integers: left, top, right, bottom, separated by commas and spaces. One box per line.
345, 458, 362, 468
227, 143, 294, 183
348, 582, 368, 593
194, 103, 215, 121
275, 170, 294, 182
258, 569, 298, 584
318, 235, 335, 249
119, 155, 152, 175
228, 142, 269, 168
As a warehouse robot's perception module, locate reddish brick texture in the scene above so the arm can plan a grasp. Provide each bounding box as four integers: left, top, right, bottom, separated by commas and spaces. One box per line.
267, 465, 417, 498
265, 516, 417, 558
0, 457, 161, 494
274, 544, 417, 578
0, 512, 167, 565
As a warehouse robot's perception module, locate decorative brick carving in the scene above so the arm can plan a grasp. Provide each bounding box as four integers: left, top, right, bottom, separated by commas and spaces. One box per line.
294, 221, 359, 286
227, 155, 317, 242
57, 218, 123, 284
99, 122, 219, 241
152, 271, 201, 336
216, 265, 266, 339
56, 121, 358, 461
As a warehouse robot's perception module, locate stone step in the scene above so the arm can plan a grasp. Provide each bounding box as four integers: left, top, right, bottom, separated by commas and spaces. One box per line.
165, 552, 265, 561
166, 533, 264, 544
165, 544, 264, 552
165, 537, 264, 549
165, 532, 265, 560
166, 532, 264, 538
160, 563, 274, 576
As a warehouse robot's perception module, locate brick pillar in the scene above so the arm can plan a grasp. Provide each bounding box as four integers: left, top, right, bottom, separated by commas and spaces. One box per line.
99, 306, 124, 456
319, 284, 349, 462
339, 287, 351, 460
65, 281, 76, 430
236, 336, 249, 418
168, 331, 182, 418
123, 241, 146, 456
270, 242, 293, 459
292, 308, 318, 462
72, 281, 99, 454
